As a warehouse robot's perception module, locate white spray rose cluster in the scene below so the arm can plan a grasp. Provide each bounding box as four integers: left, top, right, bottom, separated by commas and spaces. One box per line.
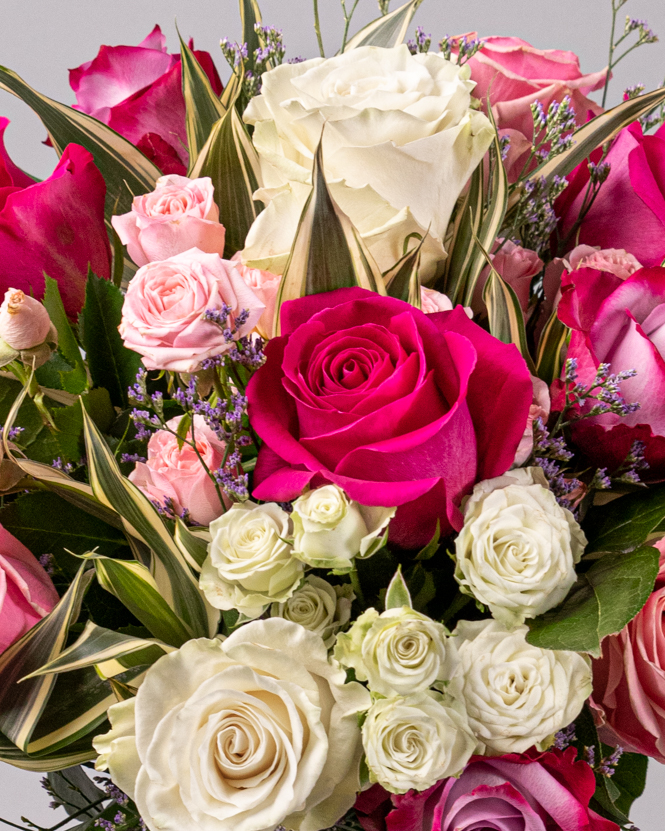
455, 467, 586, 626
271, 574, 354, 648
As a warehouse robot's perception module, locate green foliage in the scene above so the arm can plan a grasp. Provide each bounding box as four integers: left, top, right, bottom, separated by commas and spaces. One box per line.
584, 485, 665, 554
42, 276, 87, 393
179, 33, 226, 166
343, 0, 423, 50
385, 566, 412, 609
79, 272, 142, 408
527, 546, 659, 656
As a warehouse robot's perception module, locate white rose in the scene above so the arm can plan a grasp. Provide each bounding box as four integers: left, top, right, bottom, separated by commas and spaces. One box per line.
334, 606, 458, 697
93, 620, 371, 831
271, 575, 354, 648
200, 501, 303, 618
454, 618, 592, 755
292, 485, 394, 571
241, 45, 494, 281
455, 467, 586, 627
362, 693, 475, 793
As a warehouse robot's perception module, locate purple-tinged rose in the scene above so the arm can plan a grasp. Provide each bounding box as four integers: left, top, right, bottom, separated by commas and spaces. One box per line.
247, 288, 532, 548
557, 122, 665, 267
0, 121, 111, 318
119, 248, 264, 372
112, 175, 226, 267
355, 748, 619, 831
558, 265, 665, 478
69, 25, 222, 175
0, 523, 59, 654
129, 415, 230, 525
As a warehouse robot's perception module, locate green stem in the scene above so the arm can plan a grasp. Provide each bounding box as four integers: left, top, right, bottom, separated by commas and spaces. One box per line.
340, 0, 361, 53
349, 566, 365, 606
441, 591, 472, 625
313, 0, 325, 57
601, 2, 618, 108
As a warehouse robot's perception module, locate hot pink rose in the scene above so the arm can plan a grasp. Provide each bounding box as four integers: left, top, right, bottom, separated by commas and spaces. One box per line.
232, 259, 281, 340
129, 415, 230, 525
557, 123, 665, 267
592, 544, 665, 761
456, 35, 606, 181
557, 265, 665, 478
475, 239, 543, 315
112, 175, 226, 267
355, 749, 618, 831
0, 121, 111, 318
247, 288, 531, 548
0, 524, 59, 654
120, 248, 264, 373
69, 25, 222, 175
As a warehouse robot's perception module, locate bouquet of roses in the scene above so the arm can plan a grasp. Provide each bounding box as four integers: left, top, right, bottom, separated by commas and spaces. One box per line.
1, 0, 665, 829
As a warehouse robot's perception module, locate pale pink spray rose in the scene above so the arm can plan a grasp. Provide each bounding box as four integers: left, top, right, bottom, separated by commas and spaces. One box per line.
232, 255, 281, 340
474, 239, 543, 315
129, 414, 230, 525
0, 523, 59, 654
119, 248, 264, 372
566, 245, 642, 281
0, 289, 57, 368
514, 375, 551, 466
112, 175, 227, 267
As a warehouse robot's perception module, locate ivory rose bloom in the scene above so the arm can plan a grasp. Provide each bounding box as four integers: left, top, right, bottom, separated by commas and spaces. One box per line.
362, 693, 475, 793
241, 45, 494, 280
271, 575, 353, 648
455, 619, 592, 754
128, 414, 229, 525
292, 485, 394, 570
119, 248, 264, 372
455, 467, 585, 626
112, 175, 227, 267
200, 501, 303, 618
93, 620, 371, 831
334, 606, 458, 698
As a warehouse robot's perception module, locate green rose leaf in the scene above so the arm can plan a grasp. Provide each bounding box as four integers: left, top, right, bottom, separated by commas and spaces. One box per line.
385, 566, 412, 610
583, 485, 665, 554
526, 546, 659, 656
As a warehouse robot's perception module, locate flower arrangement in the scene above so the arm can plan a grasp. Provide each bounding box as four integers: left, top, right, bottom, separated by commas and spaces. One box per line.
0, 2, 664, 830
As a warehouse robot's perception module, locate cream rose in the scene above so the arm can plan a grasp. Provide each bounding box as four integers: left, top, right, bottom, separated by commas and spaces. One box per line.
200, 501, 303, 618
93, 620, 371, 831
455, 467, 586, 627
241, 45, 494, 281
292, 485, 394, 571
454, 618, 592, 755
271, 575, 353, 648
334, 606, 457, 697
362, 693, 475, 793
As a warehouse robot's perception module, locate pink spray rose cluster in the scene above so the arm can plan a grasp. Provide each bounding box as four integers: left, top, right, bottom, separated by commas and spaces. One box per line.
0, 524, 59, 655
70, 25, 222, 174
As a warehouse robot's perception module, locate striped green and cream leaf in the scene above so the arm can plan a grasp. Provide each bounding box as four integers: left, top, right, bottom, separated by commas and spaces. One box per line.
175, 518, 210, 571
344, 0, 424, 50
180, 33, 227, 168
240, 0, 263, 75
0, 730, 96, 771
384, 236, 424, 308
536, 310, 570, 385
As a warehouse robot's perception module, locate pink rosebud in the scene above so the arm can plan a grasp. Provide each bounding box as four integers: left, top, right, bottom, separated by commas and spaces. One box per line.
112, 175, 227, 267
119, 248, 265, 373
474, 239, 543, 315
566, 244, 642, 281
231, 256, 281, 340
420, 287, 453, 314
513, 374, 551, 466
0, 289, 52, 350
129, 415, 230, 525
0, 524, 59, 654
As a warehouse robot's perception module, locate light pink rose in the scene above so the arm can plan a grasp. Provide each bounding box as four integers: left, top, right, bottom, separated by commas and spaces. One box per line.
129, 415, 230, 525
514, 375, 551, 465
119, 248, 264, 372
232, 257, 281, 340
566, 245, 642, 281
0, 289, 52, 350
112, 175, 226, 267
0, 524, 59, 654
474, 239, 543, 314
420, 287, 453, 314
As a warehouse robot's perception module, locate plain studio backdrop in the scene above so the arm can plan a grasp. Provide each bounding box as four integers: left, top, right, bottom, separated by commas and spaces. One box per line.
0, 0, 664, 827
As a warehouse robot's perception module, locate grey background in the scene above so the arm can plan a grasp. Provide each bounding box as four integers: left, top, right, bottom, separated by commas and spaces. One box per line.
0, 0, 664, 827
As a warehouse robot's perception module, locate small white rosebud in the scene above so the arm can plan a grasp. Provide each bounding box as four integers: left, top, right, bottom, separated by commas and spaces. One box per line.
270, 575, 353, 648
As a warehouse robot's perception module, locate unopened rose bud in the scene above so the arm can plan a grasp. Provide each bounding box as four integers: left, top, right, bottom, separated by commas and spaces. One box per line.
0, 289, 52, 350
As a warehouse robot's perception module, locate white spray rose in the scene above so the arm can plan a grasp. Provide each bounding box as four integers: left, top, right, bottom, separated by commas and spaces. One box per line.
93, 620, 371, 831
362, 693, 475, 793
334, 606, 458, 697
271, 575, 354, 648
241, 45, 494, 281
454, 618, 592, 755
292, 485, 394, 570
200, 501, 303, 618
455, 467, 586, 627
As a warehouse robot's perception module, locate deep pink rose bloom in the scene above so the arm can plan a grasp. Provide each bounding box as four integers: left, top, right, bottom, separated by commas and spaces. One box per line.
0, 120, 111, 318
247, 288, 531, 548
456, 35, 605, 181
557, 265, 665, 478
557, 123, 665, 267
0, 523, 59, 654
355, 749, 618, 831
69, 25, 222, 175
591, 543, 665, 762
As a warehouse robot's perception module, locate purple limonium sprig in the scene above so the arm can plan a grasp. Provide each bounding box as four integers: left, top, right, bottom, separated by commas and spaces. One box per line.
597, 746, 624, 777
553, 723, 576, 750
407, 26, 431, 55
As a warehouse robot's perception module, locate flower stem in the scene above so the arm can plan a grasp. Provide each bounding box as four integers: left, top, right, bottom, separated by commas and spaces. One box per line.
313, 0, 325, 57
349, 566, 365, 605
